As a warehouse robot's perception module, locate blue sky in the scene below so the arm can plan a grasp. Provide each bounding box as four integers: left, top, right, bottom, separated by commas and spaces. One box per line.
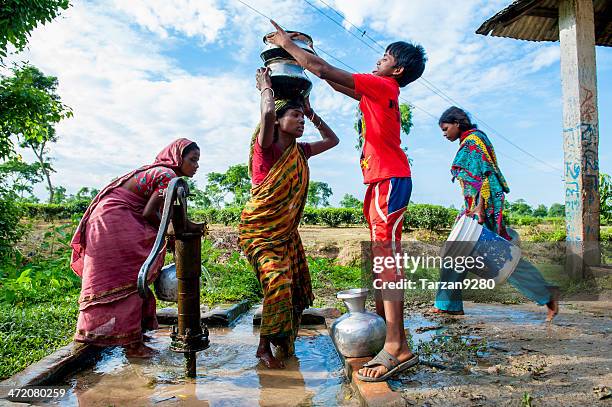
9, 0, 611, 208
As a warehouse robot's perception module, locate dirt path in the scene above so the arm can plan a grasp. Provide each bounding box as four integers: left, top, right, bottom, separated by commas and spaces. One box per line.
395, 301, 611, 406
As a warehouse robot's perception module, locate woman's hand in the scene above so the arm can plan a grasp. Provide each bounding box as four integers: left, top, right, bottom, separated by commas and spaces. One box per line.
466, 197, 486, 224
256, 67, 272, 91
303, 95, 314, 119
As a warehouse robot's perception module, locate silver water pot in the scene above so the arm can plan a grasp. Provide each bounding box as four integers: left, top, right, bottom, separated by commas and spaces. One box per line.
330, 288, 386, 358
154, 263, 203, 303
260, 31, 316, 99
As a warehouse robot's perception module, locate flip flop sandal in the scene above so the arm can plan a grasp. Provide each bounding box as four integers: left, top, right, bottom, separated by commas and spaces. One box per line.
356, 349, 419, 382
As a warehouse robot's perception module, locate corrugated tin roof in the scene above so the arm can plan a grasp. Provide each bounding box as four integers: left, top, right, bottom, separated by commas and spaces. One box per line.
476, 0, 612, 47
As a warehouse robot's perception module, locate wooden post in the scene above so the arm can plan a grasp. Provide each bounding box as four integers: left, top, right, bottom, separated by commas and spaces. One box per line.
559, 0, 600, 278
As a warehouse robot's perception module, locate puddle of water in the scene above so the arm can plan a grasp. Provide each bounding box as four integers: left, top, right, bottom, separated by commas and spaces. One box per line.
463, 303, 545, 324
403, 313, 447, 345
44, 309, 355, 407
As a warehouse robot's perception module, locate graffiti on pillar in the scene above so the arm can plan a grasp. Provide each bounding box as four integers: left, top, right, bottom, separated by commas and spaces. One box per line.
565, 161, 580, 179
580, 122, 597, 144
583, 147, 599, 172
584, 174, 599, 206
580, 86, 596, 123
565, 181, 580, 198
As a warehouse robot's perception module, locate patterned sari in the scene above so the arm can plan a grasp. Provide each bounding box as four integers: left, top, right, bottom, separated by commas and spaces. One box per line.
70, 138, 194, 346
452, 129, 511, 239
239, 135, 313, 350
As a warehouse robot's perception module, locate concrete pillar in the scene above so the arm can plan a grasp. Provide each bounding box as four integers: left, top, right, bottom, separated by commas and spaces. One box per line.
559, 0, 600, 278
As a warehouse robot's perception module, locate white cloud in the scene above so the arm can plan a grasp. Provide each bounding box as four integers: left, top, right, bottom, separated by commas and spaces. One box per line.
12, 0, 259, 196
7, 0, 609, 207
112, 0, 227, 43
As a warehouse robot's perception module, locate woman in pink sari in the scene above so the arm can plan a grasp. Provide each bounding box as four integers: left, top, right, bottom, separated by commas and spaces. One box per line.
70, 138, 200, 357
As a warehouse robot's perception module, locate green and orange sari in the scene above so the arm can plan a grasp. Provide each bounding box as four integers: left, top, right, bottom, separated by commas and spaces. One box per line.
238, 123, 313, 352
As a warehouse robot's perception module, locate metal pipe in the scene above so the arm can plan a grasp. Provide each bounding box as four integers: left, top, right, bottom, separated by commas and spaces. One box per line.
175, 233, 203, 378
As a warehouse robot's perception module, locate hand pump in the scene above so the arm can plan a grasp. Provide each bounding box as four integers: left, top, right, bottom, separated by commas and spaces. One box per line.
137, 177, 209, 377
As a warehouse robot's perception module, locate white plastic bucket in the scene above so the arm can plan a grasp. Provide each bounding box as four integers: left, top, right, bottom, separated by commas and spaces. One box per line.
442, 215, 521, 284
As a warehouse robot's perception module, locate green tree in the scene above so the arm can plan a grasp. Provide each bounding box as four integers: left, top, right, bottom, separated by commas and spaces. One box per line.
205, 164, 251, 208
600, 173, 612, 223
399, 103, 413, 136
49, 185, 67, 204
0, 64, 72, 202
72, 187, 99, 201
548, 203, 565, 217
533, 204, 548, 217
185, 179, 211, 209
0, 185, 23, 260
339, 193, 362, 209
0, 0, 70, 59
307, 181, 333, 208
508, 199, 533, 216
0, 156, 44, 199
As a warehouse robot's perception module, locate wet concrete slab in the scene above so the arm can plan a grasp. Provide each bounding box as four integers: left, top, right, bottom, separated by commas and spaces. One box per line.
42, 308, 357, 407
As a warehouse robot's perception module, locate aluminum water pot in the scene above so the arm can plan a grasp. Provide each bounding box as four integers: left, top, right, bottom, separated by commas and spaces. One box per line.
330, 288, 386, 358
154, 263, 203, 303
260, 31, 316, 99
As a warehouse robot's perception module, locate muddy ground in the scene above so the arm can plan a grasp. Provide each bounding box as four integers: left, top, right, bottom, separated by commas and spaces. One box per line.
396, 302, 611, 406
207, 225, 612, 406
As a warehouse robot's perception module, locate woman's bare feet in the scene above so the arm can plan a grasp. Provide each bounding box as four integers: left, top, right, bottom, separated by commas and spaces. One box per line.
257, 338, 285, 369
124, 342, 156, 358
546, 286, 560, 322
426, 307, 465, 316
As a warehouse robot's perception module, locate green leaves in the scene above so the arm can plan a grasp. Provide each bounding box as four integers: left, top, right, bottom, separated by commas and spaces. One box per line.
0, 63, 72, 163
307, 181, 333, 208
600, 173, 612, 223
0, 0, 70, 60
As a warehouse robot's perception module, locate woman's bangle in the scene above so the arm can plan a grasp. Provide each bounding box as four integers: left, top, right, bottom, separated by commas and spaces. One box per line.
260, 87, 274, 97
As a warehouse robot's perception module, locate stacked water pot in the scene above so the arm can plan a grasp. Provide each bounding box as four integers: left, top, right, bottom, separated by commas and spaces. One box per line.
330, 288, 386, 358
441, 215, 521, 284
261, 32, 315, 99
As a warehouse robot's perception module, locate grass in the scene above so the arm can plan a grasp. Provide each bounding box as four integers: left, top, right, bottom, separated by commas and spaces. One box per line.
0, 296, 78, 379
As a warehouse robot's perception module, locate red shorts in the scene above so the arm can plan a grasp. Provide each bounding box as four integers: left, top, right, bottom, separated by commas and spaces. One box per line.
364, 177, 412, 282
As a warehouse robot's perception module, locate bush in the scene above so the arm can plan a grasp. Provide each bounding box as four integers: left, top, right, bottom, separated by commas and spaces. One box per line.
0, 188, 25, 260
405, 204, 456, 230
21, 199, 90, 221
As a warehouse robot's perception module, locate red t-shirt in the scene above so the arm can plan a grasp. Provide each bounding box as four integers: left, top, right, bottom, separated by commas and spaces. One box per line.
251, 140, 312, 186
353, 73, 411, 184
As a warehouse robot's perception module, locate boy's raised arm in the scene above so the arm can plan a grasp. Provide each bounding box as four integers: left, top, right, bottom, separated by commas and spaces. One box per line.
267, 20, 355, 91
325, 79, 360, 101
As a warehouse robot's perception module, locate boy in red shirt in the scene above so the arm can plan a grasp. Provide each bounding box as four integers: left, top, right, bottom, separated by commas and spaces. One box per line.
267, 21, 426, 381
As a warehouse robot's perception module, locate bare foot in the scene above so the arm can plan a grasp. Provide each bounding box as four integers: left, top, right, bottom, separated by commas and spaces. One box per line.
124, 342, 156, 358
546, 287, 560, 322
358, 345, 414, 379
257, 348, 285, 369
426, 307, 464, 316
257, 339, 285, 369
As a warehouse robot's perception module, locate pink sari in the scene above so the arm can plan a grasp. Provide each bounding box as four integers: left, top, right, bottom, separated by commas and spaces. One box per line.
71, 138, 194, 346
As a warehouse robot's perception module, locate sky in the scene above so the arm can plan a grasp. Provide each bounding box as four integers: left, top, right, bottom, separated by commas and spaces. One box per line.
7, 0, 612, 208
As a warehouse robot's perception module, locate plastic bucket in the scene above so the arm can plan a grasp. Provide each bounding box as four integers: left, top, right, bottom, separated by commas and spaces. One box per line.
442, 215, 521, 284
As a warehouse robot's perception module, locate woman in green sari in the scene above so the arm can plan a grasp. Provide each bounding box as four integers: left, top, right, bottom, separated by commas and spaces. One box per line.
432, 106, 559, 321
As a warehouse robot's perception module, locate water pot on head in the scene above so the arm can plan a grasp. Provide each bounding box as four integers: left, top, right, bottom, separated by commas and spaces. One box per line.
260, 31, 315, 99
